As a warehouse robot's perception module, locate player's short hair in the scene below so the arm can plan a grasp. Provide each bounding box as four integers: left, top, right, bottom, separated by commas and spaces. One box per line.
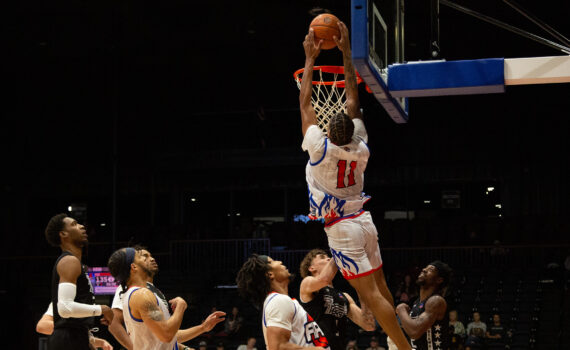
299, 248, 328, 279
236, 254, 271, 310
328, 111, 354, 146
44, 213, 68, 247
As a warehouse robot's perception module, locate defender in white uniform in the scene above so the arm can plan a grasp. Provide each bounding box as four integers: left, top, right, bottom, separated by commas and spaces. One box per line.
108, 247, 225, 350
299, 24, 411, 350
108, 247, 186, 350
237, 254, 329, 350
123, 285, 177, 350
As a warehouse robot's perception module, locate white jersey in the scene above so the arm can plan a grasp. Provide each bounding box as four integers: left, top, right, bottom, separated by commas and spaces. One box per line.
112, 282, 160, 310
123, 286, 178, 350
111, 286, 124, 310
262, 292, 330, 350
302, 119, 370, 223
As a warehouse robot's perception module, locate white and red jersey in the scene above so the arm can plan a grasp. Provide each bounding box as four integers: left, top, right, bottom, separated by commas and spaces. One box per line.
302, 119, 371, 223
262, 292, 330, 350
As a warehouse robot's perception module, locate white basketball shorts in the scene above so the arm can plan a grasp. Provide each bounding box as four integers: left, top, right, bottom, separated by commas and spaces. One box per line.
324, 210, 383, 280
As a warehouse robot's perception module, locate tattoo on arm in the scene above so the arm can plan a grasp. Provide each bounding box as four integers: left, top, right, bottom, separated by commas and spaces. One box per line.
144, 300, 164, 321
344, 56, 357, 93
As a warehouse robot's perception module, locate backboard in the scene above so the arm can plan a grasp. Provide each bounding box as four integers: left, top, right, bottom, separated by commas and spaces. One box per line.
351, 0, 409, 123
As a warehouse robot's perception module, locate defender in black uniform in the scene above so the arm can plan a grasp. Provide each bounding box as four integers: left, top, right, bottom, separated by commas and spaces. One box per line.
44, 213, 114, 349
396, 261, 452, 350
300, 249, 376, 350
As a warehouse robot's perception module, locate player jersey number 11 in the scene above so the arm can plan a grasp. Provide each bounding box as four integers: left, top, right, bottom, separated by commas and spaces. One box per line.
337, 160, 357, 188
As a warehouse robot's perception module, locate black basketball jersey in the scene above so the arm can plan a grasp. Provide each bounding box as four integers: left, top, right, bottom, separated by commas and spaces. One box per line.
300, 286, 349, 350
409, 294, 449, 350
51, 251, 95, 330
147, 282, 171, 314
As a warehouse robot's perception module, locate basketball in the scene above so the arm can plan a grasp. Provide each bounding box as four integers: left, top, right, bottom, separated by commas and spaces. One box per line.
310, 13, 341, 50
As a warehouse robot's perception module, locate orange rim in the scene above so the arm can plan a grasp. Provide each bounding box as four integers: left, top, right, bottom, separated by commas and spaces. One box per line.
293, 65, 364, 87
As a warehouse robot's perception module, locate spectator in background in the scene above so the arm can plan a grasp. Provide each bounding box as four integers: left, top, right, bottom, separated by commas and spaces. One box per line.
485, 314, 506, 347
465, 312, 486, 350
449, 310, 466, 349
198, 340, 208, 350
219, 306, 243, 338
366, 336, 385, 350
216, 341, 225, 350
394, 274, 418, 305
345, 340, 359, 350
237, 337, 257, 350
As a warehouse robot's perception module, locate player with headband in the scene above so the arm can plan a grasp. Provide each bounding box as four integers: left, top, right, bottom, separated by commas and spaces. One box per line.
108, 247, 225, 350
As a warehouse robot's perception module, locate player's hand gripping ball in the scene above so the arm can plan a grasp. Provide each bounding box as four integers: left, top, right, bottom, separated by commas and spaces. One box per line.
309, 13, 341, 50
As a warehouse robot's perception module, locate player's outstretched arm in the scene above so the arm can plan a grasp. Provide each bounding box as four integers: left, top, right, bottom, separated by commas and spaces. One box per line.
176, 311, 226, 343
334, 21, 361, 120
130, 289, 187, 343
345, 293, 376, 332
300, 28, 322, 136
395, 295, 446, 339
300, 259, 338, 300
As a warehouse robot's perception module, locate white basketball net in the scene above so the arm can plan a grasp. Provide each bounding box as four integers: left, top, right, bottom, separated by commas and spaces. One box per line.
295, 68, 347, 132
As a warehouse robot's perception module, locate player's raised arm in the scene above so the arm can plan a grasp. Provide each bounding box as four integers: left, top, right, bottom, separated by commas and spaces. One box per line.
345, 293, 376, 332
300, 258, 337, 299
334, 22, 362, 120
300, 29, 322, 136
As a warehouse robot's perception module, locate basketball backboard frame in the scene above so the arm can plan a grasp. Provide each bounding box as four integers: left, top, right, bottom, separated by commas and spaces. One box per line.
351, 0, 409, 123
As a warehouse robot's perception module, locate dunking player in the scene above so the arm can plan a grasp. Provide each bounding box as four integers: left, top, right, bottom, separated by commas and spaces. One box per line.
236, 254, 329, 350
395, 261, 452, 350
108, 247, 225, 350
299, 249, 375, 350
36, 303, 113, 349
44, 213, 114, 349
299, 23, 411, 350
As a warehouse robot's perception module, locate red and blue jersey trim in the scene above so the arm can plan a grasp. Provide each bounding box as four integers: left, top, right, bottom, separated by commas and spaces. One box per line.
324, 209, 365, 227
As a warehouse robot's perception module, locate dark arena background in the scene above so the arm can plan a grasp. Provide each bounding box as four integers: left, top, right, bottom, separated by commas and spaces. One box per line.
3, 0, 570, 349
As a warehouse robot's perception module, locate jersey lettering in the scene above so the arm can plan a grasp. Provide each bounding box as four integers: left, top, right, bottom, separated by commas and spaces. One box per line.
304, 314, 329, 349
336, 160, 357, 188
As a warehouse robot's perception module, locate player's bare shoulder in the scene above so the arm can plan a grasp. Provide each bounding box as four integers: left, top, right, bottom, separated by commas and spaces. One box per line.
425, 295, 447, 318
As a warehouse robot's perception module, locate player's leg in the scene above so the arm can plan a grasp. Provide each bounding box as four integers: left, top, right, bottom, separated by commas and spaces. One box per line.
326, 218, 411, 350
359, 212, 409, 350
47, 328, 91, 350
360, 212, 396, 307
373, 267, 395, 307
348, 275, 410, 350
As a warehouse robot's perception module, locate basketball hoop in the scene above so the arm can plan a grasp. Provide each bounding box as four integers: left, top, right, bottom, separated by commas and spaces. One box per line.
294, 66, 365, 132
